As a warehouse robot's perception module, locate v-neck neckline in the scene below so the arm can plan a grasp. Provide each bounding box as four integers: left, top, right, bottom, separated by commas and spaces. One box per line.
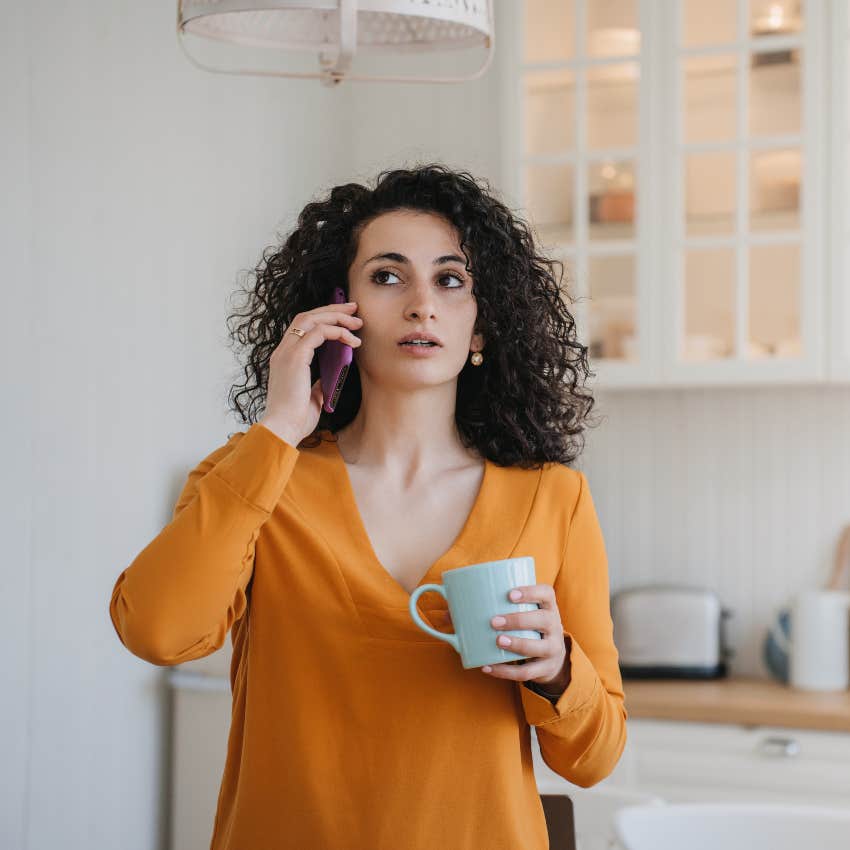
324, 430, 492, 604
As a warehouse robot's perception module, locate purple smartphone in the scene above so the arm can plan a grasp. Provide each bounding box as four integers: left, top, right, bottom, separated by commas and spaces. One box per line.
317, 286, 354, 414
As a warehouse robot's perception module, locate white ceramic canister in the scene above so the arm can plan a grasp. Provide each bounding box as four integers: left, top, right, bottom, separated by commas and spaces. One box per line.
787, 590, 850, 691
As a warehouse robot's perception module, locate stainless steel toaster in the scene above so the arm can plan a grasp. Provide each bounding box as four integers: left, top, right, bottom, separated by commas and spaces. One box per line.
611, 584, 734, 679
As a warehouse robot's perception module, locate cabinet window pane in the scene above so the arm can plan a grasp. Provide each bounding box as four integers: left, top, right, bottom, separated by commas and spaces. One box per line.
750, 0, 804, 37
684, 248, 735, 360
525, 70, 575, 155
524, 0, 574, 63
749, 50, 801, 137
748, 243, 801, 358
682, 0, 737, 47
588, 160, 635, 241
683, 54, 737, 144
750, 149, 801, 231
587, 64, 639, 149
525, 163, 574, 248
587, 0, 639, 57
588, 254, 637, 360
686, 151, 736, 236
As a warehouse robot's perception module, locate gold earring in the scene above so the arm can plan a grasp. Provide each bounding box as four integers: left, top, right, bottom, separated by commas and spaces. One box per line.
470, 350, 483, 366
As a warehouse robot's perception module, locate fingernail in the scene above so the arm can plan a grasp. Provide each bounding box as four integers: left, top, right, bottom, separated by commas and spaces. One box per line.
498, 635, 511, 647
482, 666, 492, 673
510, 590, 522, 601
491, 616, 506, 627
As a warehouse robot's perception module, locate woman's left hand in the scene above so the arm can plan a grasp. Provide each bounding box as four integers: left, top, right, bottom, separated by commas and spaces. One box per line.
480, 583, 571, 690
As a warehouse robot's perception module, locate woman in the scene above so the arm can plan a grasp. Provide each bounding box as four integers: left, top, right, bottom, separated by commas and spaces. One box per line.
109, 164, 627, 850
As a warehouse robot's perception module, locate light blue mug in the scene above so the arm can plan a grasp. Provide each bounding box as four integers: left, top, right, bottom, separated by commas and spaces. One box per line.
409, 556, 543, 669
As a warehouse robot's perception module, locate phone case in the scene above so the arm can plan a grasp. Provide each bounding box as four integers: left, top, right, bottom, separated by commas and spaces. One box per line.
317, 286, 354, 413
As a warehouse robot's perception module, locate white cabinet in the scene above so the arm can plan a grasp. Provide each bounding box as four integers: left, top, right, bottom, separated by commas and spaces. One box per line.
168, 670, 231, 850
533, 718, 850, 808
501, 0, 847, 388
167, 646, 234, 850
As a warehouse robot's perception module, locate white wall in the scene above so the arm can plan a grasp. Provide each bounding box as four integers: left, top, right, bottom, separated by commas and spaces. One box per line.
2, 2, 35, 849
1, 2, 503, 850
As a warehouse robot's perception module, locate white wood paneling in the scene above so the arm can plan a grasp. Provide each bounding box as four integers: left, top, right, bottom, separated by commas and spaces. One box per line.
578, 386, 850, 677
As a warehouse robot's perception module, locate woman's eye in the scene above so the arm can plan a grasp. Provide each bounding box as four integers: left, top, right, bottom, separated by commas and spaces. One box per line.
440, 273, 465, 288
370, 270, 465, 288
371, 270, 400, 285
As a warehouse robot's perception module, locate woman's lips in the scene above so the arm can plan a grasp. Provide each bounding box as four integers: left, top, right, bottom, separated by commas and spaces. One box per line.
397, 342, 441, 356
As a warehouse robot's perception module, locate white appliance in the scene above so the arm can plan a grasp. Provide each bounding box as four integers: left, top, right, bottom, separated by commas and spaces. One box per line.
611, 584, 734, 679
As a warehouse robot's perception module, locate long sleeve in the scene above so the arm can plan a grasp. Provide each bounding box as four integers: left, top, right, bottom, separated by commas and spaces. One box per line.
108, 423, 300, 666
518, 469, 628, 788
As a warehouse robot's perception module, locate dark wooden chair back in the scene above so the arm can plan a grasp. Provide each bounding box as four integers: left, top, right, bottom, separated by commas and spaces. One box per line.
541, 793, 576, 850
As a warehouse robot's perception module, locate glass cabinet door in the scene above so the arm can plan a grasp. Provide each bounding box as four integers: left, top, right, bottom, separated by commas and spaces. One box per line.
829, 0, 850, 380
518, 0, 654, 381
506, 0, 829, 388
667, 0, 823, 382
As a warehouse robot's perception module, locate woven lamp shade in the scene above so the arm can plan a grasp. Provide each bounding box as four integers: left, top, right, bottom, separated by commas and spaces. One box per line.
177, 0, 495, 85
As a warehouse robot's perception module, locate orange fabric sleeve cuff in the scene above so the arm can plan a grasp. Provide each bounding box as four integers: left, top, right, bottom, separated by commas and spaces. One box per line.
519, 630, 601, 727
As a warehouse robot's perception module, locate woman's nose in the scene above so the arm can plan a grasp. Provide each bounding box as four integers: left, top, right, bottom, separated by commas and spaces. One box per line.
405, 287, 437, 319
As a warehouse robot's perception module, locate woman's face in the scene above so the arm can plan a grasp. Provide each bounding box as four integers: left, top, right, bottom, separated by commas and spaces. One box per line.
346, 209, 484, 389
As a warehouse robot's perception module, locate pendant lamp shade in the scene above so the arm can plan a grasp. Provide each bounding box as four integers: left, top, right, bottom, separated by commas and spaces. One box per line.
177, 0, 495, 85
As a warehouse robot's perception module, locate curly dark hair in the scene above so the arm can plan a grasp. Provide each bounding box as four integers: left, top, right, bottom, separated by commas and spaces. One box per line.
225, 162, 599, 468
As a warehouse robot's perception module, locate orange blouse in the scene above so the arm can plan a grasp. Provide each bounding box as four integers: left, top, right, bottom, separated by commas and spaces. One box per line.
109, 423, 627, 850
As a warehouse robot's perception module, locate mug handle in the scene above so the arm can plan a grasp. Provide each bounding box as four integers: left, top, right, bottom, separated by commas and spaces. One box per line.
409, 584, 460, 652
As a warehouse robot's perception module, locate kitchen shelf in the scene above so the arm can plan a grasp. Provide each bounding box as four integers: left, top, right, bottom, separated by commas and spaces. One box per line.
623, 675, 850, 732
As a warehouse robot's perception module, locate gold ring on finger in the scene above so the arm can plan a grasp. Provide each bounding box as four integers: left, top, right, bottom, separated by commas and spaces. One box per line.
289, 326, 306, 338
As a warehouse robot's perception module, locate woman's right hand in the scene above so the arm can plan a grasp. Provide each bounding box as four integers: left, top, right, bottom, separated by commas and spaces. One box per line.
258, 300, 363, 446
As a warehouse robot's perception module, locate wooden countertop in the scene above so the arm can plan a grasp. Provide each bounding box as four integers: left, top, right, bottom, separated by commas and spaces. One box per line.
623, 676, 850, 733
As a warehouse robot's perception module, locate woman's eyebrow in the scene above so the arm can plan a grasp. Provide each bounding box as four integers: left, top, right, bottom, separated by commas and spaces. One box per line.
362, 252, 467, 268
